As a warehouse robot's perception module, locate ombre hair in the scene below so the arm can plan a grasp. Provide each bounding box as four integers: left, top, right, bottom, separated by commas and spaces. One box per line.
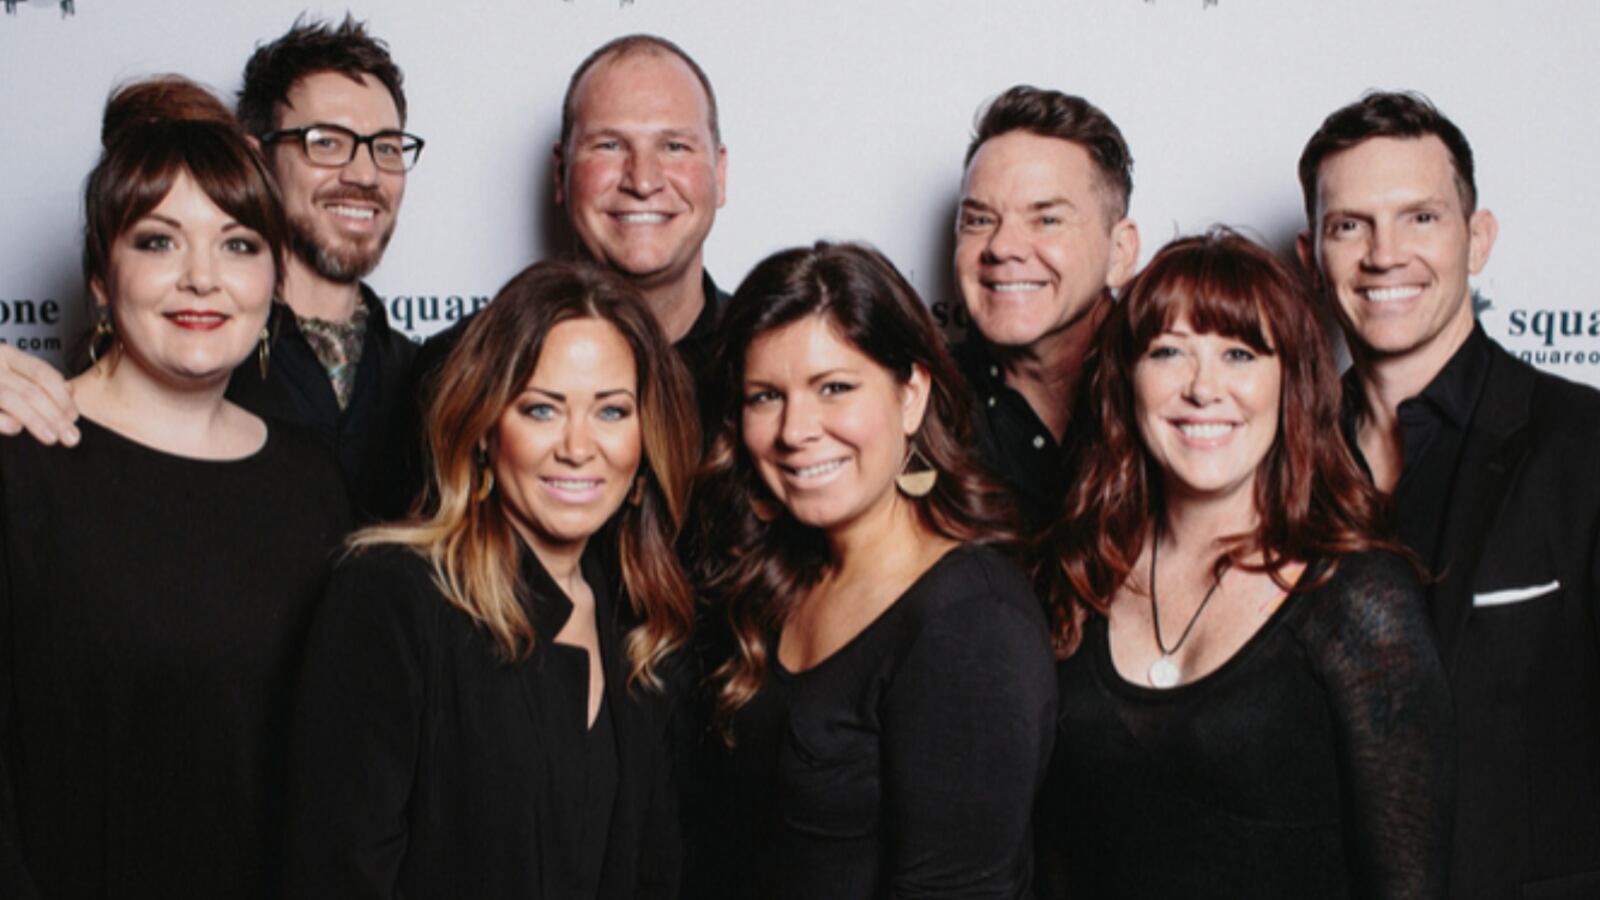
353, 260, 699, 688
695, 241, 1018, 735
1038, 228, 1396, 656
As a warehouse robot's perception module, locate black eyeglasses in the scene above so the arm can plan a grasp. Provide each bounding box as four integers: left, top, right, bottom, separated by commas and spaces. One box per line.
261, 123, 425, 173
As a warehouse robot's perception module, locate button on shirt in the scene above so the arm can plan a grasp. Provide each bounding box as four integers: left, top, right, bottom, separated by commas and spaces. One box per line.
1341, 324, 1493, 596
954, 339, 1062, 533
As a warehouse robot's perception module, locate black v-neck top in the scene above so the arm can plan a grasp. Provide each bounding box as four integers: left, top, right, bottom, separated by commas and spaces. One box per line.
722, 544, 1057, 900
284, 539, 677, 899
0, 417, 349, 899
1037, 551, 1455, 900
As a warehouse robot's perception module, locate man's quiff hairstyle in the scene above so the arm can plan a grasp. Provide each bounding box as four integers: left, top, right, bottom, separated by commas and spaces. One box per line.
236, 13, 407, 137
965, 85, 1134, 219
559, 33, 721, 156
1298, 90, 1477, 223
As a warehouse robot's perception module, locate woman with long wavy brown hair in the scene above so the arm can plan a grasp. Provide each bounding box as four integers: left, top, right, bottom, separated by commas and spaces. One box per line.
285, 260, 698, 899
694, 241, 1055, 900
1034, 229, 1453, 900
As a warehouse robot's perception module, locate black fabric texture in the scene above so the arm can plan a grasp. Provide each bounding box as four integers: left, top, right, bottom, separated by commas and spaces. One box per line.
1342, 325, 1600, 899
953, 338, 1063, 533
718, 544, 1057, 900
1038, 551, 1455, 900
0, 418, 349, 899
283, 539, 680, 900
227, 285, 419, 523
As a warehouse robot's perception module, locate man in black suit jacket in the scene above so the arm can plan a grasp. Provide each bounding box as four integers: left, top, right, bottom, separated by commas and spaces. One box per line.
1297, 91, 1600, 900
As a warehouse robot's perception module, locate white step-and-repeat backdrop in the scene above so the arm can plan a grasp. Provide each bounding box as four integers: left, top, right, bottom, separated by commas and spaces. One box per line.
3, 0, 1598, 387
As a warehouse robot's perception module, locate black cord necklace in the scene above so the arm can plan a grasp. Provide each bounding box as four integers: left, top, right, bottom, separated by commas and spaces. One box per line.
1146, 525, 1230, 689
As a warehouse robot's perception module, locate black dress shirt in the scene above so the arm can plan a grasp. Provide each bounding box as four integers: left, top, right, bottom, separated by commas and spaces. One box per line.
954, 338, 1063, 532
1341, 325, 1492, 590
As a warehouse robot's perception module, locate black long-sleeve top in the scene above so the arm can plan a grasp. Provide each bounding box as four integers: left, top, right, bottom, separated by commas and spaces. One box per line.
284, 540, 680, 900
722, 544, 1057, 900
0, 418, 349, 899
1037, 550, 1455, 900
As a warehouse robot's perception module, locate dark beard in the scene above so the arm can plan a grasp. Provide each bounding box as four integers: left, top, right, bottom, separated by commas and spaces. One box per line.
289, 212, 391, 284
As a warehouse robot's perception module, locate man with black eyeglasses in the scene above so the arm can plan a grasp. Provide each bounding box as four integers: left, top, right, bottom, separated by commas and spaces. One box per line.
229, 14, 423, 521
0, 14, 423, 521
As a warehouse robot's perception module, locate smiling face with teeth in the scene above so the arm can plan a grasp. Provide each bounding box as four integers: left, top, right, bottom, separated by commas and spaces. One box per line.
1133, 315, 1282, 508
488, 317, 643, 560
1301, 135, 1497, 373
268, 71, 406, 285
955, 131, 1139, 353
741, 315, 931, 539
93, 172, 276, 390
557, 50, 726, 296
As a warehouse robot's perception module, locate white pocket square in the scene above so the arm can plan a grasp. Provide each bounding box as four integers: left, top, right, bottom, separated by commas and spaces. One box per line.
1473, 580, 1560, 607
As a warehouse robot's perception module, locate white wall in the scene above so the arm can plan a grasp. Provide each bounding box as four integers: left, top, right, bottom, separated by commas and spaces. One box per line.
4, 0, 1598, 385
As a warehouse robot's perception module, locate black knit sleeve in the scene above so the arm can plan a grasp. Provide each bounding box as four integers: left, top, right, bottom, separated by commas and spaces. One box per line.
1297, 552, 1455, 900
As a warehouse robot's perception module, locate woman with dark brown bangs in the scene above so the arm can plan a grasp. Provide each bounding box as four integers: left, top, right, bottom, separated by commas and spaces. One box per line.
284, 261, 697, 899
0, 77, 348, 899
694, 242, 1055, 900
1034, 229, 1453, 900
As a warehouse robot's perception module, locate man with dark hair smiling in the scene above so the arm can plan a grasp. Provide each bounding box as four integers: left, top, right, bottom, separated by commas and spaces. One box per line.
1298, 90, 1600, 900
953, 86, 1140, 527
0, 14, 422, 522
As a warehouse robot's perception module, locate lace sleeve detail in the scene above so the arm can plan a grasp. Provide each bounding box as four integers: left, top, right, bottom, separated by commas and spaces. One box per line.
1297, 551, 1455, 900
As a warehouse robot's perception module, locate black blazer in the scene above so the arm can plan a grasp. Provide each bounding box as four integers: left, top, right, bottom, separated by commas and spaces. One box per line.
1421, 339, 1600, 900
284, 542, 680, 899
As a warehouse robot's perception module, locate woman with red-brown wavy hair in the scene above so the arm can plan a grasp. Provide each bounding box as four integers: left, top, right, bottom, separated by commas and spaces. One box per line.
1034, 228, 1453, 900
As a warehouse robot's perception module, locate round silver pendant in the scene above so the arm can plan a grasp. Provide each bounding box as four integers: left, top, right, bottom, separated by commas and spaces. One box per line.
1147, 655, 1181, 689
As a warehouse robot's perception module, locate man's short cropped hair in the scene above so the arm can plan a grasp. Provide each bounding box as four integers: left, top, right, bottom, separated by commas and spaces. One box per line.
1297, 90, 1477, 222
236, 13, 407, 137
558, 34, 721, 156
965, 86, 1134, 219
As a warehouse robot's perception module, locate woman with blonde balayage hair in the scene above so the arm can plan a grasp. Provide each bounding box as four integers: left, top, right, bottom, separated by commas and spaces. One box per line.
285, 260, 697, 899
1034, 229, 1453, 900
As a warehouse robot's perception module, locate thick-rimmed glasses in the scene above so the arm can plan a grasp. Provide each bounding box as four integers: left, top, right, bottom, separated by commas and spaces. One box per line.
261, 123, 426, 173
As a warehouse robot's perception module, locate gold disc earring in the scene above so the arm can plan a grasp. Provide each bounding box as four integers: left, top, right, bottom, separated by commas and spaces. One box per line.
895, 443, 938, 498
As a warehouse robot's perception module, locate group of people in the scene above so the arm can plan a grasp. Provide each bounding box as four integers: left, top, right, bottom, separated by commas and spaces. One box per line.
0, 12, 1596, 900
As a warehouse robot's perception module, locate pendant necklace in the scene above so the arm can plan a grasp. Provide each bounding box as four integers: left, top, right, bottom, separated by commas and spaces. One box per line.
1146, 526, 1229, 689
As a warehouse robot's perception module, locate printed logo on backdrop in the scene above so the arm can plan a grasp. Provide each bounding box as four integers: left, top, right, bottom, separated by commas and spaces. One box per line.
1477, 288, 1600, 380
378, 292, 493, 341
3, 0, 74, 16
0, 297, 65, 355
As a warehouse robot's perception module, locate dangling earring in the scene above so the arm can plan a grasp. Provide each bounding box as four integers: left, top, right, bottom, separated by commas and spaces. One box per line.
88, 314, 115, 367
473, 445, 495, 503
257, 326, 271, 379
628, 475, 645, 507
895, 443, 938, 498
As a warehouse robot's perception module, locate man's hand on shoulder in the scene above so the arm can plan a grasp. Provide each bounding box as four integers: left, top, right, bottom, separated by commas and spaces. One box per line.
0, 344, 79, 446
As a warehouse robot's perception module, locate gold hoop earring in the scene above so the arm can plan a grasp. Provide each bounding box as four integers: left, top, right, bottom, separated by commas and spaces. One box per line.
628, 475, 645, 508
257, 326, 271, 379
88, 314, 115, 367
895, 443, 938, 498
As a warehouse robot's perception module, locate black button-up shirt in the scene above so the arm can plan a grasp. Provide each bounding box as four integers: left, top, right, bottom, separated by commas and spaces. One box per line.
1342, 324, 1493, 582
953, 338, 1062, 533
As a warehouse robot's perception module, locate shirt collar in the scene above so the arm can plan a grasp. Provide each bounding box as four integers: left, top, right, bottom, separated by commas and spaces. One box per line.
1412, 322, 1492, 429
